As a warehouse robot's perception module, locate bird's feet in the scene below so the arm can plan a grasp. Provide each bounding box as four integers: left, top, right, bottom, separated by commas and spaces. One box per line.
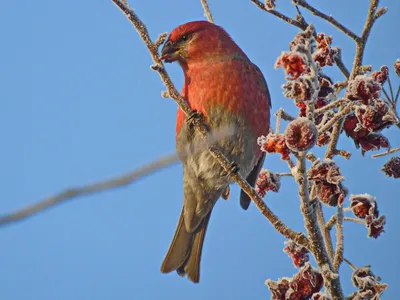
186, 110, 203, 129
222, 162, 240, 177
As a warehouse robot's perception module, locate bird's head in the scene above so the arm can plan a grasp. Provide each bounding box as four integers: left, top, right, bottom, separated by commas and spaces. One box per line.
161, 21, 247, 67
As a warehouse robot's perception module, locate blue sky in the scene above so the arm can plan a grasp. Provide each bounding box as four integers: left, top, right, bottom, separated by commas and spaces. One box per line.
0, 0, 399, 299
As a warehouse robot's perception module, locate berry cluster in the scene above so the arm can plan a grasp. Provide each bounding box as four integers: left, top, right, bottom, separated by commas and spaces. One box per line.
255, 169, 281, 197
307, 159, 348, 206
266, 263, 323, 300
351, 266, 387, 299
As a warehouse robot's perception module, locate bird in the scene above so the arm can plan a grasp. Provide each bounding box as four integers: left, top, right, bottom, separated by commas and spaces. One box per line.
160, 20, 271, 283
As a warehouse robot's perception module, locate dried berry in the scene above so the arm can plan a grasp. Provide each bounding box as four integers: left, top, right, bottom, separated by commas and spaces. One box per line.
258, 134, 291, 160
307, 159, 347, 206
264, 0, 276, 10
266, 278, 290, 300
366, 215, 386, 239
316, 182, 348, 207
283, 240, 309, 268
350, 194, 379, 219
347, 75, 381, 104
284, 118, 318, 152
382, 156, 400, 178
358, 133, 390, 155
318, 75, 334, 98
394, 58, 400, 77
256, 169, 281, 197
287, 263, 324, 299
313, 33, 338, 67
307, 159, 343, 184
275, 52, 307, 79
352, 266, 388, 299
266, 263, 323, 300
371, 66, 389, 84
283, 76, 312, 102
312, 293, 332, 300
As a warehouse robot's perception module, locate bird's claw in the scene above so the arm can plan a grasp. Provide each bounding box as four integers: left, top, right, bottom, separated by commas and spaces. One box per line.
187, 110, 203, 129
222, 162, 240, 177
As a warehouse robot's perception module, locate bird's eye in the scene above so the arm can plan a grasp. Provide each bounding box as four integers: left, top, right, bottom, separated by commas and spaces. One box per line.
181, 34, 189, 41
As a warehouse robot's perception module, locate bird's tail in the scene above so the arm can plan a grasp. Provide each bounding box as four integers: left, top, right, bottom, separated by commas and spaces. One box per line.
160, 208, 212, 283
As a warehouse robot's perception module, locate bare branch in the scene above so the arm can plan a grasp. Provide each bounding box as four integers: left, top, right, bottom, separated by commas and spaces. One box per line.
317, 202, 334, 260
200, 0, 214, 23
314, 98, 347, 115
333, 206, 344, 272
0, 154, 179, 227
318, 104, 354, 135
334, 48, 350, 79
351, 0, 381, 78
371, 146, 400, 158
251, 0, 307, 30
110, 0, 309, 247
293, 0, 360, 42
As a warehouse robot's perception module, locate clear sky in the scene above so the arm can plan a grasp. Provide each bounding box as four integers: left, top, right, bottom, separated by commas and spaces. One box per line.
1, 0, 399, 299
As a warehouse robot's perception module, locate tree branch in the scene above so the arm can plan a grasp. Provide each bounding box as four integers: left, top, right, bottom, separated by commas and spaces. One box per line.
293, 0, 360, 42
200, 0, 214, 23
251, 0, 307, 30
333, 206, 344, 272
371, 146, 400, 158
351, 0, 381, 78
0, 153, 179, 227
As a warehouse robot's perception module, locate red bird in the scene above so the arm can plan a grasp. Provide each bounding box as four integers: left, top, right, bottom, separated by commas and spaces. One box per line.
160, 21, 271, 283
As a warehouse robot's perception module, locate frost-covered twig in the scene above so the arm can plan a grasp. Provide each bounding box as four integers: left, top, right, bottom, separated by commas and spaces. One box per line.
333, 206, 344, 272
314, 98, 347, 115
200, 0, 214, 23
318, 104, 355, 135
317, 202, 335, 260
372, 147, 400, 158
110, 0, 309, 247
351, 0, 383, 79
275, 108, 295, 133
334, 48, 350, 79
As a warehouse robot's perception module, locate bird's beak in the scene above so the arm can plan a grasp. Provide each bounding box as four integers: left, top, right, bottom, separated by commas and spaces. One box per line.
161, 40, 180, 63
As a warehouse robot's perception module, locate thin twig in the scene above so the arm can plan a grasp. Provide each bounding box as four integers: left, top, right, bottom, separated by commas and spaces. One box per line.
0, 154, 179, 226
344, 257, 358, 271
351, 0, 380, 79
251, 0, 307, 30
318, 104, 354, 135
333, 206, 344, 272
110, 0, 309, 248
371, 146, 400, 158
317, 202, 334, 260
334, 48, 350, 79
293, 0, 360, 42
200, 0, 214, 23
314, 98, 347, 115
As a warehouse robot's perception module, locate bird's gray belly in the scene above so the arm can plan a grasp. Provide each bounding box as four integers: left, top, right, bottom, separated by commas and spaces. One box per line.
176, 106, 257, 192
